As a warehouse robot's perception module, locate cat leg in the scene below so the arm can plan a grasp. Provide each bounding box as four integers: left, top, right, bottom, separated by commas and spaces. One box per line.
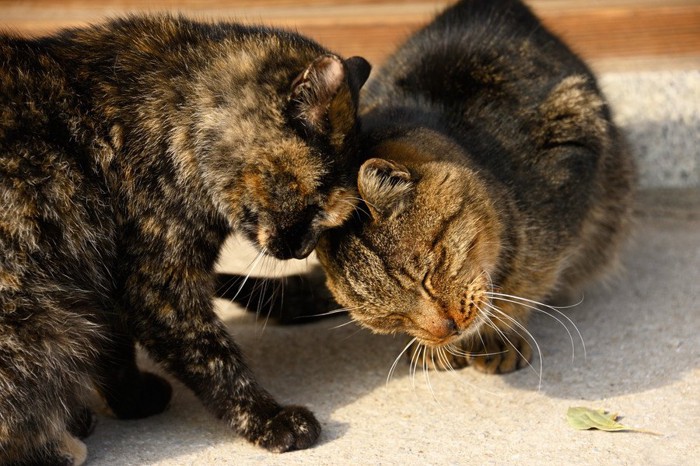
0, 300, 97, 465
4, 434, 88, 466
66, 406, 97, 439
124, 256, 320, 452
215, 265, 340, 324
94, 327, 172, 420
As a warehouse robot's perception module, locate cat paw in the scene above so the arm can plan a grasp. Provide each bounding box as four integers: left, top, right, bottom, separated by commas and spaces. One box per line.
108, 371, 172, 419
465, 333, 533, 374
255, 406, 321, 453
67, 406, 97, 439
58, 433, 88, 466
37, 432, 87, 466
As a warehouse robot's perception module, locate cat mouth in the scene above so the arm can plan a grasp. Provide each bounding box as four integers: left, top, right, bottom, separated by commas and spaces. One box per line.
409, 296, 486, 347
239, 207, 319, 260
414, 310, 487, 348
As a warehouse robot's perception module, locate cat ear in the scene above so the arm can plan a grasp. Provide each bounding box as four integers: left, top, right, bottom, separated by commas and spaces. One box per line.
358, 158, 414, 221
288, 54, 371, 137
343, 56, 372, 100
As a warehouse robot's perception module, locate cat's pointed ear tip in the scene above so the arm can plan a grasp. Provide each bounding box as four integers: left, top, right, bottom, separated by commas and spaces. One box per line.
360, 158, 410, 180
344, 56, 372, 86
358, 157, 414, 221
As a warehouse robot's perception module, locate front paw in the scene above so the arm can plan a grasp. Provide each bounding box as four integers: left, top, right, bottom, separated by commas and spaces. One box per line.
67, 406, 97, 439
255, 406, 321, 453
463, 331, 533, 374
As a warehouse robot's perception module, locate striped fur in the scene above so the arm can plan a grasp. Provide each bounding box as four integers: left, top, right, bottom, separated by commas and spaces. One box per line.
317, 0, 636, 374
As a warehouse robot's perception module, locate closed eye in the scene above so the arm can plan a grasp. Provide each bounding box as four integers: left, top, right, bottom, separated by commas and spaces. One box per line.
420, 270, 438, 300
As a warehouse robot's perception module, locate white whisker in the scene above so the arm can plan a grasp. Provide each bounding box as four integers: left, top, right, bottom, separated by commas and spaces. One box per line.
482, 302, 543, 390
444, 342, 505, 358
423, 347, 439, 403
340, 327, 365, 342
293, 307, 354, 320
387, 337, 418, 385
339, 198, 371, 218
487, 291, 586, 361
435, 344, 504, 398
231, 248, 267, 302
329, 319, 356, 330
437, 346, 454, 372
410, 342, 422, 390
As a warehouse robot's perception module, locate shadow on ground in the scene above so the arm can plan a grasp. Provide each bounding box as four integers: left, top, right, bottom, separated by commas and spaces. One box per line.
83, 191, 700, 464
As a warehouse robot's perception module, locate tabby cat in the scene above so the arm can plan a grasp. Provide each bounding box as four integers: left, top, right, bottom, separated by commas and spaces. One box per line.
315, 0, 636, 374
0, 15, 370, 463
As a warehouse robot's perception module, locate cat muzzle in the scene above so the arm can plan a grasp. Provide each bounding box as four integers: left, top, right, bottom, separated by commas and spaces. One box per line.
263, 230, 319, 260
291, 234, 318, 259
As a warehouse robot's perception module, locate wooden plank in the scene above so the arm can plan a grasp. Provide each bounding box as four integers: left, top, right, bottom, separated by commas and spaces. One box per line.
538, 7, 700, 59
1, 1, 699, 69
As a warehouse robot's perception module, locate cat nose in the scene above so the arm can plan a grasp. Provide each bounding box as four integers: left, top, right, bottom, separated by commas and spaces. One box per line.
428, 317, 460, 339
292, 240, 315, 259
445, 318, 459, 336
291, 230, 321, 259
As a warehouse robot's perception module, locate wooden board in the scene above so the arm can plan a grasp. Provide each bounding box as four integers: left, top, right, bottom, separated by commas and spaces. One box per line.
1, 0, 699, 70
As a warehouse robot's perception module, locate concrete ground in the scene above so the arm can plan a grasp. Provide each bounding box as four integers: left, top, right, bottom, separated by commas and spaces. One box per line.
80, 72, 699, 465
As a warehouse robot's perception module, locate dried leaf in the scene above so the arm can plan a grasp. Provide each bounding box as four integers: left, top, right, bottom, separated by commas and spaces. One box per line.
566, 406, 659, 435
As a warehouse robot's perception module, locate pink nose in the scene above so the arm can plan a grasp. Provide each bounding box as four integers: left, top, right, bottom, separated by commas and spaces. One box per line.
427, 317, 460, 339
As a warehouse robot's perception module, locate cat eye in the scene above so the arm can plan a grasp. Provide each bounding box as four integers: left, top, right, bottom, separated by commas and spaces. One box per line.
420, 271, 438, 300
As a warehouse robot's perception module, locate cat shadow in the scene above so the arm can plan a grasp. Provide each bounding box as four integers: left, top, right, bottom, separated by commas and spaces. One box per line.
83, 208, 698, 463
83, 299, 405, 464
500, 207, 700, 399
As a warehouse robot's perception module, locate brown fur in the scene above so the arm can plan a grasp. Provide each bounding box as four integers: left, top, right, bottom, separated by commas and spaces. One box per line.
316, 0, 636, 375
1, 14, 371, 463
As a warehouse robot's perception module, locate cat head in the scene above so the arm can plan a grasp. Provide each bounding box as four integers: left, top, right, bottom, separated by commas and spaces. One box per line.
193, 52, 371, 259
316, 136, 505, 347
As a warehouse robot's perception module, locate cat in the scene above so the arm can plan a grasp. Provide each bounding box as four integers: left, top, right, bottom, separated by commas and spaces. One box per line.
314, 0, 636, 374
0, 14, 370, 464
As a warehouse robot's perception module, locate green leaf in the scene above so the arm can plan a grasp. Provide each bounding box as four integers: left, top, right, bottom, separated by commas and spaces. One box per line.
566, 406, 659, 435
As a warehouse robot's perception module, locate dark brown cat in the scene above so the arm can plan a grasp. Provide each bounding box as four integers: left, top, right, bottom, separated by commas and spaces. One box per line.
315, 0, 636, 374
0, 14, 370, 463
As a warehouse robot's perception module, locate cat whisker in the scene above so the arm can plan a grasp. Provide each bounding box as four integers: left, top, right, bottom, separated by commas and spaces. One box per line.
481, 270, 495, 291
410, 342, 423, 390
347, 195, 380, 213
443, 343, 505, 359
340, 326, 365, 342
482, 302, 544, 390
387, 337, 418, 385
230, 248, 267, 302
437, 346, 455, 372
487, 290, 584, 311
216, 274, 242, 302
487, 292, 586, 362
423, 347, 439, 404
435, 345, 505, 399
339, 197, 371, 219
328, 319, 356, 330
259, 277, 278, 334
251, 261, 273, 325
293, 308, 349, 319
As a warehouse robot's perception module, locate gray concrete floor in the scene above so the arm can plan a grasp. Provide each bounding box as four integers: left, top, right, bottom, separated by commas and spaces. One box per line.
81, 188, 700, 465
80, 69, 700, 465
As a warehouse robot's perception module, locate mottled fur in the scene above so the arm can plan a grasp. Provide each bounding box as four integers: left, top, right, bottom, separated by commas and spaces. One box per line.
0, 15, 370, 463
316, 0, 636, 373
